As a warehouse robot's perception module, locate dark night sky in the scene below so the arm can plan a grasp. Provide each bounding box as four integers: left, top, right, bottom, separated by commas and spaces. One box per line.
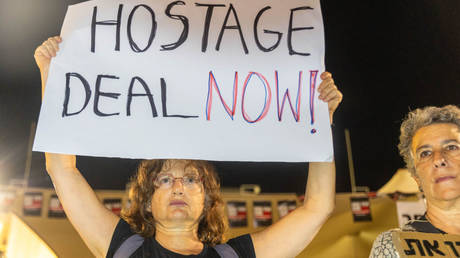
0, 1, 459, 194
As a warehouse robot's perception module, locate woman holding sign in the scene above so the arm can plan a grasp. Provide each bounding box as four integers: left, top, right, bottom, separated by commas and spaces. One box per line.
35, 36, 342, 258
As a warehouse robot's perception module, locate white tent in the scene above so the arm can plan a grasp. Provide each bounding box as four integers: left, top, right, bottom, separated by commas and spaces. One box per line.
378, 168, 420, 194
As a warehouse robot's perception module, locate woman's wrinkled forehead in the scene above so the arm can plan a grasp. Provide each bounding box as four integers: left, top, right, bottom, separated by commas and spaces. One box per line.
159, 160, 202, 175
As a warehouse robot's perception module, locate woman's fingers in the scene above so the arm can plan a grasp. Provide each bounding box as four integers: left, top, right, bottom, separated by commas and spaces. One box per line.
317, 71, 343, 116
320, 71, 332, 81
48, 37, 60, 54
323, 87, 342, 103
44, 37, 61, 56
36, 36, 61, 57
317, 78, 333, 92
34, 36, 62, 69
43, 42, 56, 57
34, 46, 47, 59
35, 43, 50, 60
50, 36, 62, 50
318, 80, 336, 100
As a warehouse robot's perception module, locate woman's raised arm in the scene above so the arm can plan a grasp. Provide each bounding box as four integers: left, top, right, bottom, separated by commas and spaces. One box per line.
250, 72, 342, 258
35, 36, 119, 257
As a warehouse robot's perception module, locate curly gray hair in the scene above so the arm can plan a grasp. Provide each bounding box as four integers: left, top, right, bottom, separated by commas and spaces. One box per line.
398, 105, 460, 175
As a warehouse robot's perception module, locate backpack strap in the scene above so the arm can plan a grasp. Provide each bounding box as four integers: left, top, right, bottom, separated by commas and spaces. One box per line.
213, 243, 239, 258
113, 234, 145, 258
113, 234, 238, 258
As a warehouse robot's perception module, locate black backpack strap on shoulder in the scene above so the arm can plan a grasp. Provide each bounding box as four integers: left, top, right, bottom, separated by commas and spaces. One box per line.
113, 234, 145, 258
213, 243, 239, 258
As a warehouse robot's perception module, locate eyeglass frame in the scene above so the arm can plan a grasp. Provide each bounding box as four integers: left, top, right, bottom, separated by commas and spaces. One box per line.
153, 173, 204, 190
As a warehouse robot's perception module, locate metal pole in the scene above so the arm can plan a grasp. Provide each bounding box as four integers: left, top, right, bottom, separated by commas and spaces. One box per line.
344, 128, 357, 193
23, 122, 36, 188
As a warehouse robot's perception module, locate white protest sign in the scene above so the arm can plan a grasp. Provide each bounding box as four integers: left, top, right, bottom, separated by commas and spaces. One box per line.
34, 0, 332, 162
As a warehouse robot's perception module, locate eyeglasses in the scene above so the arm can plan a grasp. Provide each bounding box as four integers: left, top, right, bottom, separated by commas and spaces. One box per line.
154, 174, 203, 190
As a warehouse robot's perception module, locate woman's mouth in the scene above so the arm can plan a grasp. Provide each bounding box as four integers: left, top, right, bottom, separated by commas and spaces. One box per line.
170, 200, 187, 206
435, 176, 456, 183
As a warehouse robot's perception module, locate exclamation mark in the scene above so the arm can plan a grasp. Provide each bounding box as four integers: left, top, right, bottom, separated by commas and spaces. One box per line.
309, 70, 319, 134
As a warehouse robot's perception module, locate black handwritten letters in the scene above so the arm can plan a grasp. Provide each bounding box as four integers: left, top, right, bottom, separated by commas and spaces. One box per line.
91, 5, 123, 52
288, 7, 314, 56
127, 77, 157, 117
126, 4, 157, 52
63, 73, 92, 117
161, 1, 189, 51
403, 239, 460, 257
90, 2, 315, 55
445, 241, 460, 257
94, 75, 121, 116
64, 1, 319, 124
254, 6, 282, 52
62, 73, 198, 119
62, 70, 318, 122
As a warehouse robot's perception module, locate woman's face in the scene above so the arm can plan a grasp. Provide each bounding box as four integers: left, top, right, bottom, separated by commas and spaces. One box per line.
150, 161, 205, 229
411, 123, 460, 202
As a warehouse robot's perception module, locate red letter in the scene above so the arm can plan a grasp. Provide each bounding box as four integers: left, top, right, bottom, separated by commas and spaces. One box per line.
309, 70, 319, 125
276, 71, 302, 122
205, 71, 238, 120
241, 72, 272, 123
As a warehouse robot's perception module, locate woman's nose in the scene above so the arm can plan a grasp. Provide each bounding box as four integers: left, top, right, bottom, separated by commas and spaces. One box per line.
433, 151, 448, 168
171, 178, 185, 195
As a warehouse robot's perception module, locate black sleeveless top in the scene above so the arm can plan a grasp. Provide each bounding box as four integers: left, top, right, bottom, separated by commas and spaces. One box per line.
106, 219, 256, 258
